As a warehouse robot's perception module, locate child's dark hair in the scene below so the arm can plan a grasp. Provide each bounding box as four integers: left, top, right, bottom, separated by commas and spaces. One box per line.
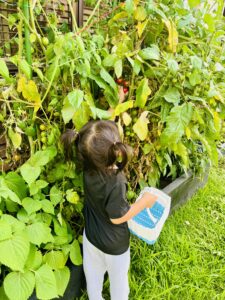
61, 120, 131, 173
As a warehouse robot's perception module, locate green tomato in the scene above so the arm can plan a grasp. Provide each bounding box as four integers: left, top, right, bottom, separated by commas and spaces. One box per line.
25, 126, 36, 137
126, 190, 136, 200
41, 136, 47, 143
42, 37, 49, 46
40, 124, 46, 131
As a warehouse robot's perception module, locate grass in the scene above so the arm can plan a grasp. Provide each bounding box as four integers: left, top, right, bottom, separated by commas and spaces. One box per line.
80, 161, 225, 300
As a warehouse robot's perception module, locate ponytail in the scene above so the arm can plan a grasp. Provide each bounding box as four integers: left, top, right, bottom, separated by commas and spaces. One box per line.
108, 142, 128, 171
61, 129, 79, 160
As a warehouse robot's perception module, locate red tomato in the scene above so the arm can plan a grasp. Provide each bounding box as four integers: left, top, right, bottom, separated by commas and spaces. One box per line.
123, 87, 129, 94
116, 78, 124, 84
123, 81, 129, 87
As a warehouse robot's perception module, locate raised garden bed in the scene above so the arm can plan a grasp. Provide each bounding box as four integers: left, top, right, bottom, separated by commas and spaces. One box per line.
163, 169, 209, 213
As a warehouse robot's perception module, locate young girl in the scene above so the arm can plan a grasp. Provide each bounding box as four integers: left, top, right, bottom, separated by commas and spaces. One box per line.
62, 120, 157, 300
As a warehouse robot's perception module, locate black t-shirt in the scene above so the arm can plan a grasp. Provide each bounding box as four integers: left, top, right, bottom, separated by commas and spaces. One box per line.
83, 170, 130, 255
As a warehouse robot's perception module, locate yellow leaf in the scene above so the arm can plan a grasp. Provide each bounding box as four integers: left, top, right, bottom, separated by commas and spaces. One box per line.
185, 127, 191, 139
133, 111, 149, 141
163, 19, 178, 53
117, 117, 124, 140
136, 20, 148, 38
8, 127, 22, 149
171, 142, 189, 168
17, 76, 41, 111
213, 111, 221, 132
114, 100, 134, 117
134, 6, 147, 21
111, 11, 127, 21
122, 112, 132, 126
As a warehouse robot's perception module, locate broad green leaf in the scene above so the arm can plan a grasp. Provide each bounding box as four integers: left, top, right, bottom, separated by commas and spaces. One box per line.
0, 59, 11, 81
8, 127, 21, 149
167, 58, 179, 74
26, 222, 53, 246
0, 178, 21, 204
61, 98, 76, 124
114, 100, 134, 117
67, 89, 84, 110
114, 59, 123, 79
35, 264, 58, 300
29, 180, 48, 196
53, 218, 68, 237
103, 54, 117, 67
20, 164, 41, 185
160, 103, 193, 145
28, 147, 56, 167
135, 78, 151, 108
125, 0, 135, 14
139, 45, 160, 60
22, 197, 42, 215
90, 107, 111, 120
54, 267, 70, 296
133, 111, 149, 141
100, 68, 117, 91
133, 59, 142, 75
4, 271, 35, 300
70, 239, 82, 265
50, 186, 63, 206
189, 69, 201, 86
66, 189, 80, 204
17, 209, 30, 223
134, 6, 147, 21
4, 172, 27, 200
0, 219, 12, 241
163, 87, 180, 104
1, 214, 25, 233
73, 102, 90, 130
41, 200, 55, 214
45, 59, 60, 82
25, 244, 42, 270
188, 0, 200, 8
190, 56, 202, 70
143, 143, 153, 155
0, 231, 30, 271
44, 251, 66, 270
18, 59, 31, 79
0, 286, 9, 300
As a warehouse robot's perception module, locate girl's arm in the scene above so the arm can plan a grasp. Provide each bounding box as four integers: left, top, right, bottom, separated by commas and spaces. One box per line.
110, 192, 158, 225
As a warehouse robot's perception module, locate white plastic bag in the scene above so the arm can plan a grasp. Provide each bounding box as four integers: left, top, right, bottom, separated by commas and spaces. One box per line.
128, 187, 171, 244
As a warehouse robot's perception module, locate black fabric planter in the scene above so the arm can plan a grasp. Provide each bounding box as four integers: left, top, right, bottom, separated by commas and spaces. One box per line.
163, 168, 209, 213
29, 261, 86, 300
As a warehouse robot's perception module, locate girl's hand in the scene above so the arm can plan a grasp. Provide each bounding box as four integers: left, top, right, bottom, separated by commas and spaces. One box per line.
118, 86, 127, 103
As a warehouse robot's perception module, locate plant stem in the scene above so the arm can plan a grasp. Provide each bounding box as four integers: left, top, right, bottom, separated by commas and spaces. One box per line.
67, 0, 78, 33
83, 0, 102, 28
22, 0, 32, 75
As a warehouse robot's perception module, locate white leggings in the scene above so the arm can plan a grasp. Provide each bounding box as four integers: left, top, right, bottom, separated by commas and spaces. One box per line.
83, 231, 130, 300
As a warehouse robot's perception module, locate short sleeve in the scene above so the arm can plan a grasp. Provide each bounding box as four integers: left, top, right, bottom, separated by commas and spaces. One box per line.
105, 182, 130, 219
